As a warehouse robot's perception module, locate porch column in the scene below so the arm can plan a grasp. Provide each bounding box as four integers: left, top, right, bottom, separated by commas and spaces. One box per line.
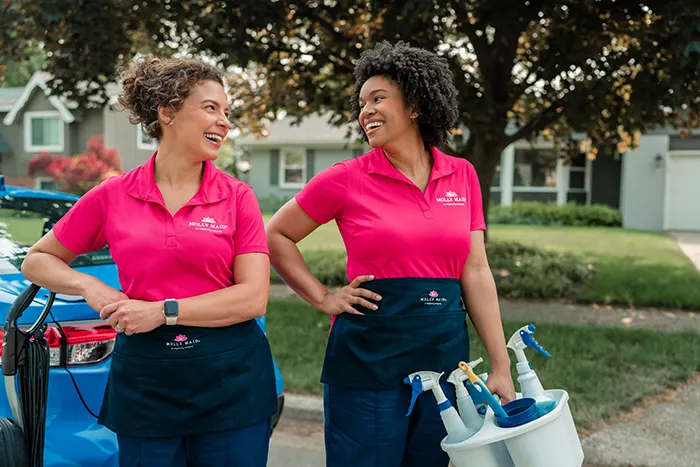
556, 158, 569, 205
500, 144, 514, 206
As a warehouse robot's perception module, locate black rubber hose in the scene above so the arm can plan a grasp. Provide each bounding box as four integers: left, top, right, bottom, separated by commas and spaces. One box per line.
17, 328, 49, 467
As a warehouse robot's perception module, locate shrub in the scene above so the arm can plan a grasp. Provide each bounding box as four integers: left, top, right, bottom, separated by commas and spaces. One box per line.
487, 241, 594, 299
489, 202, 621, 227
271, 250, 348, 286
28, 136, 122, 195
272, 243, 594, 300
258, 195, 293, 214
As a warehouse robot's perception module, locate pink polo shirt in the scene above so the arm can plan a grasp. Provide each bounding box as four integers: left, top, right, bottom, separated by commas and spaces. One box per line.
296, 147, 485, 281
53, 153, 269, 301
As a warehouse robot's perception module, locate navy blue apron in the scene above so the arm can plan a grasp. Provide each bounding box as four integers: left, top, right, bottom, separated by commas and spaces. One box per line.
321, 278, 470, 390
98, 319, 278, 438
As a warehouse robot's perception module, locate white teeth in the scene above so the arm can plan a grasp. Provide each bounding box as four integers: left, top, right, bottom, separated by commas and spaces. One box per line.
204, 133, 222, 141
366, 121, 383, 130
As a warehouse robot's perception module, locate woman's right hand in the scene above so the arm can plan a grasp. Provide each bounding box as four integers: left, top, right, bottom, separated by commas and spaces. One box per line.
79, 276, 129, 313
319, 275, 382, 316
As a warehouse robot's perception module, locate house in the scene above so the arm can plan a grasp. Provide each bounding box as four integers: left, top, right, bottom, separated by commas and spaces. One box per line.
0, 72, 156, 188
238, 114, 700, 232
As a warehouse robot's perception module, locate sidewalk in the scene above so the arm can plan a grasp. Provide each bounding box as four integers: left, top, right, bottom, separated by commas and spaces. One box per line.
274, 233, 700, 467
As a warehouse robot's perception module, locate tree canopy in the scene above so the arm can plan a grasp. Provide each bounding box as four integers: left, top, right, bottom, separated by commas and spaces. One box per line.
3, 0, 699, 217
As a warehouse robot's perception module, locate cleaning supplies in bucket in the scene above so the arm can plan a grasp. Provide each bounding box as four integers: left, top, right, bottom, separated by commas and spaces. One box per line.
457, 361, 543, 429
457, 361, 508, 419
404, 371, 472, 443
446, 358, 485, 434
506, 324, 557, 417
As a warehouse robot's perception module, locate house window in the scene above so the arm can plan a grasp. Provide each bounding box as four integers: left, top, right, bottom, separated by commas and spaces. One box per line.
34, 177, 57, 191
279, 147, 307, 188
492, 165, 501, 188
136, 125, 158, 151
513, 149, 558, 189
24, 111, 64, 152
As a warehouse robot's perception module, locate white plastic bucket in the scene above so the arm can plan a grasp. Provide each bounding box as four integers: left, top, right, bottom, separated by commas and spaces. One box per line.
441, 389, 583, 467
443, 439, 514, 467
503, 390, 583, 467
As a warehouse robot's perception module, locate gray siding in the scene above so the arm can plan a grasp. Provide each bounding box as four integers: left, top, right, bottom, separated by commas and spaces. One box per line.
245, 147, 356, 199
73, 108, 105, 153
103, 106, 154, 172
619, 134, 669, 230
1, 89, 70, 180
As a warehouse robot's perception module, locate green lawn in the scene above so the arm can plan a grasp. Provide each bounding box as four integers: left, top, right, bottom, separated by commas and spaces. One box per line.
489, 225, 700, 310
266, 298, 700, 431
0, 209, 45, 245
263, 217, 700, 310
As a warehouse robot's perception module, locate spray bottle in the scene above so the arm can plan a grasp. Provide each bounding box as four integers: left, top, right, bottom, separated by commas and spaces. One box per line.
446, 358, 484, 434
404, 371, 471, 444
506, 324, 556, 415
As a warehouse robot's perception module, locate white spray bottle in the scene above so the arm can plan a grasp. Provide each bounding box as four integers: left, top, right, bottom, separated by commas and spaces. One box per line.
506, 324, 556, 415
446, 358, 484, 434
404, 371, 471, 444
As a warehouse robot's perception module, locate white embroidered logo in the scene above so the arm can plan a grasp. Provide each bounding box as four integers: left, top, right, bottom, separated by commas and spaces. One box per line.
421, 290, 448, 306
166, 334, 201, 351
188, 216, 228, 233
436, 190, 466, 206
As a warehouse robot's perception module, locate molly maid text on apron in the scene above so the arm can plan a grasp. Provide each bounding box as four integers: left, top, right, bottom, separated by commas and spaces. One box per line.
321, 278, 471, 389
99, 319, 278, 438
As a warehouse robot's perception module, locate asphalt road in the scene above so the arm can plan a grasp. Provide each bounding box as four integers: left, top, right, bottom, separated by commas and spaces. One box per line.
268, 417, 325, 466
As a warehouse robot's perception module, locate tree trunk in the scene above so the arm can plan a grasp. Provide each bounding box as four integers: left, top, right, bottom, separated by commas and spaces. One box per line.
455, 132, 504, 242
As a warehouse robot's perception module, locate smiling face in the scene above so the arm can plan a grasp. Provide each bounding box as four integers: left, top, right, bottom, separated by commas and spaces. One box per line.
358, 75, 416, 149
159, 80, 231, 162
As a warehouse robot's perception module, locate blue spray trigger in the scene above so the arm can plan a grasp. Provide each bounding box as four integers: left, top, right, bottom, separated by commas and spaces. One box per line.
404, 374, 423, 416
521, 326, 552, 358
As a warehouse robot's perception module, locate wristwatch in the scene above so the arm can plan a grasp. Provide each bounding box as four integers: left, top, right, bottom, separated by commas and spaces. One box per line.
163, 299, 179, 326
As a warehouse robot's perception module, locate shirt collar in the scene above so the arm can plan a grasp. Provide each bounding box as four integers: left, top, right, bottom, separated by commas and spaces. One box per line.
126, 152, 228, 205
366, 146, 457, 181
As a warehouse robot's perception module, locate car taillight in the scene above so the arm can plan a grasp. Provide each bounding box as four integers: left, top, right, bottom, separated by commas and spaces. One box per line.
61, 324, 116, 365
0, 323, 116, 368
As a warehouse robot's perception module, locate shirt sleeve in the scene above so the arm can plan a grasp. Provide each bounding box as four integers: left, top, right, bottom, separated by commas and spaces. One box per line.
295, 162, 349, 224
52, 183, 108, 255
467, 163, 487, 231
233, 185, 269, 256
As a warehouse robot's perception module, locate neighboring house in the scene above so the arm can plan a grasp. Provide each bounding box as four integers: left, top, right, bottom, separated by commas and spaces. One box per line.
239, 114, 700, 232
0, 72, 155, 188
237, 114, 369, 199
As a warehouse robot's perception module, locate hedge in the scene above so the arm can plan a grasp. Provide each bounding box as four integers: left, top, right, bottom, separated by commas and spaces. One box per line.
489, 202, 621, 227
271, 243, 593, 300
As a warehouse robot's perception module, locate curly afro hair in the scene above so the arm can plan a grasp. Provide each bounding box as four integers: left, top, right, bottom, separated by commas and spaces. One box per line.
350, 41, 459, 149
117, 56, 224, 141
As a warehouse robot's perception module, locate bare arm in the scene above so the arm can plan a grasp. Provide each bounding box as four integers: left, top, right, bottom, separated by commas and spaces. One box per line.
266, 199, 329, 309
176, 252, 270, 326
461, 230, 515, 401
100, 252, 271, 333
266, 200, 379, 315
22, 231, 128, 311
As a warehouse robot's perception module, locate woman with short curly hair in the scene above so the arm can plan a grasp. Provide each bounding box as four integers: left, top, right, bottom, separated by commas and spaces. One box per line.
267, 42, 515, 466
22, 56, 277, 466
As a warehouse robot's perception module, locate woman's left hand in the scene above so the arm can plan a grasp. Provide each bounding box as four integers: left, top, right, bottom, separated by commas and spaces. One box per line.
100, 300, 165, 336
486, 369, 516, 404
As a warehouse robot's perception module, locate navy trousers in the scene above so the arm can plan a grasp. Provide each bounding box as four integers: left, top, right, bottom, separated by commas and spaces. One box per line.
117, 418, 271, 467
324, 383, 455, 467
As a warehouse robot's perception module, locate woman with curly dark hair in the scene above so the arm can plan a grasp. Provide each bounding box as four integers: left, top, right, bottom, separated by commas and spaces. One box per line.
267, 41, 515, 466
21, 57, 277, 466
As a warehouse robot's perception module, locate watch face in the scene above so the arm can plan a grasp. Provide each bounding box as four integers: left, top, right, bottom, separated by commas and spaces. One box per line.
164, 300, 178, 317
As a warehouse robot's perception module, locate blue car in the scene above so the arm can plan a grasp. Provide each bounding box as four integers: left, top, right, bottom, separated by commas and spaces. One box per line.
0, 179, 285, 466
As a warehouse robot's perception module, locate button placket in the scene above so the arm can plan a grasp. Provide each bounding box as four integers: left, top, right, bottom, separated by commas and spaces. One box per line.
165, 209, 178, 248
